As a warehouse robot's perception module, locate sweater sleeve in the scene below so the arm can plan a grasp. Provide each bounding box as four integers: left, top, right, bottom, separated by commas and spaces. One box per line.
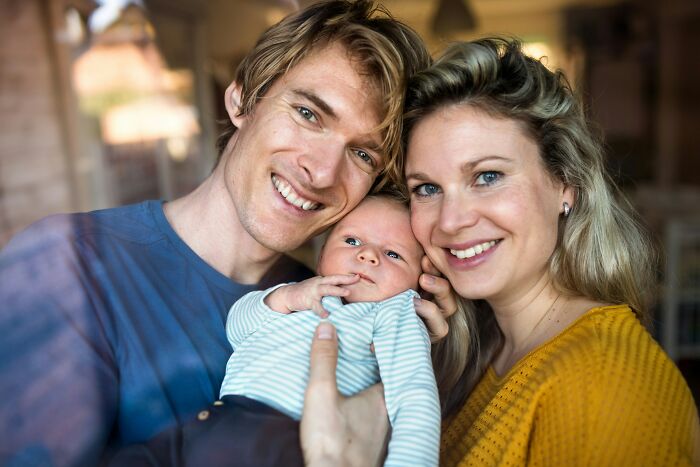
371, 290, 441, 467
225, 284, 288, 350
586, 327, 699, 466
528, 315, 700, 466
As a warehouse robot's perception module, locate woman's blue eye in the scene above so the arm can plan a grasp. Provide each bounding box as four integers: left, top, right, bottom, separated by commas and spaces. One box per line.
475, 171, 501, 186
386, 250, 401, 260
412, 183, 440, 197
344, 237, 361, 246
297, 106, 316, 122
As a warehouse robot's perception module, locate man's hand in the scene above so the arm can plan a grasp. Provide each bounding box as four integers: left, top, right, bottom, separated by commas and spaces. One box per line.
265, 275, 359, 317
301, 322, 389, 467
414, 255, 458, 342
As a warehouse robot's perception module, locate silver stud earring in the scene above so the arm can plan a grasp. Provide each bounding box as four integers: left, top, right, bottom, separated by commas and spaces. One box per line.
563, 202, 571, 217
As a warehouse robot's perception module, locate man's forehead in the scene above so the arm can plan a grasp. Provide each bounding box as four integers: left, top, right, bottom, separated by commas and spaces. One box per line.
282, 43, 383, 110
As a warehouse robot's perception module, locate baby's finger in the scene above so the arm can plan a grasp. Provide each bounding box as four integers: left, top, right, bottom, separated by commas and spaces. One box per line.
419, 273, 457, 319
413, 296, 449, 343
311, 302, 330, 319
319, 285, 351, 298
321, 274, 360, 285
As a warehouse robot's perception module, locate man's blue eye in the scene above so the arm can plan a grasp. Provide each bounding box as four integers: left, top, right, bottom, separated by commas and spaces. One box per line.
345, 237, 360, 246
413, 183, 440, 197
297, 106, 316, 121
386, 250, 401, 260
475, 171, 501, 186
355, 149, 374, 167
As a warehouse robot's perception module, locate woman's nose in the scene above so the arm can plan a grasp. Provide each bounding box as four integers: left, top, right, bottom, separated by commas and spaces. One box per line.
438, 192, 479, 234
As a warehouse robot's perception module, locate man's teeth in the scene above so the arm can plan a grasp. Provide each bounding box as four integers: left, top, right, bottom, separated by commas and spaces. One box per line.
450, 240, 497, 259
272, 176, 319, 211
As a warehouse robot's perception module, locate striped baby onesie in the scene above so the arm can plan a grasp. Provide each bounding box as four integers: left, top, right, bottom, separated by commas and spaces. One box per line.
220, 286, 440, 467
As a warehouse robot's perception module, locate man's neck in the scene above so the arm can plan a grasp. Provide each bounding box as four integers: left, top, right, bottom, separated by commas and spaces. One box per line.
163, 167, 282, 285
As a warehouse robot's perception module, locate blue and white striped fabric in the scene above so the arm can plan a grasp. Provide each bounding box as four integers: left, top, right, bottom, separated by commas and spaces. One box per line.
220, 286, 440, 466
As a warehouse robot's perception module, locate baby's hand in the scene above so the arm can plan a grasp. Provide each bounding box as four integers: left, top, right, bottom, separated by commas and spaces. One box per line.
264, 275, 360, 317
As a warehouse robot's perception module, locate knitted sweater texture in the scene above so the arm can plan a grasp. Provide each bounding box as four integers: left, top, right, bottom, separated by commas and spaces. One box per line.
441, 305, 700, 466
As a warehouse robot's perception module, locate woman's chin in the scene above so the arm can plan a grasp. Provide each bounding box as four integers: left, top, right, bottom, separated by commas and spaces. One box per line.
447, 276, 499, 302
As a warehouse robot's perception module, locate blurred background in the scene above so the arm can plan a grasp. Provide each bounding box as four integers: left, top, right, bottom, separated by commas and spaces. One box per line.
1, 0, 699, 395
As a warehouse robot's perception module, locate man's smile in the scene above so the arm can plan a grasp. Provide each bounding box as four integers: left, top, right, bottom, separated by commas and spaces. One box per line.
272, 175, 321, 211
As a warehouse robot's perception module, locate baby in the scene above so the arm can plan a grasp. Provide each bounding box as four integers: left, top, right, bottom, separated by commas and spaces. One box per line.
220, 194, 440, 466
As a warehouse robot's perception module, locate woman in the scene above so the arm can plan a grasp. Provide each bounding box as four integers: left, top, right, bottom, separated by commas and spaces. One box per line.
402, 38, 699, 465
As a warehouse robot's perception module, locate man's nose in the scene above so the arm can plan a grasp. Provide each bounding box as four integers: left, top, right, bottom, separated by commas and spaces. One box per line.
298, 140, 344, 189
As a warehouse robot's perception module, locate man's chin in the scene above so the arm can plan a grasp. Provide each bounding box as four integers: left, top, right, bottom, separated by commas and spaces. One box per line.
241, 217, 314, 254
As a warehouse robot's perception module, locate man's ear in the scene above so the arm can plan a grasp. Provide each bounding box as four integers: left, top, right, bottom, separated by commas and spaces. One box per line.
224, 81, 246, 128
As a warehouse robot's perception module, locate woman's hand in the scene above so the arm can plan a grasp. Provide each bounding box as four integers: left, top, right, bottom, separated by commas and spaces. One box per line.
414, 255, 458, 342
301, 322, 389, 467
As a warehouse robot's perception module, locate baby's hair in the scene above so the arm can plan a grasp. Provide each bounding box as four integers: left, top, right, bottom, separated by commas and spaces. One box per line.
367, 183, 409, 207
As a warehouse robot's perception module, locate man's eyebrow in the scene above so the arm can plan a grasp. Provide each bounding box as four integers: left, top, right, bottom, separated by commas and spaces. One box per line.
357, 137, 383, 154
292, 89, 337, 120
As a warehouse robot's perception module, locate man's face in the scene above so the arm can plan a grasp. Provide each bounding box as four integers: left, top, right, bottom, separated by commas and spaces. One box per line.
317, 197, 423, 303
223, 43, 385, 253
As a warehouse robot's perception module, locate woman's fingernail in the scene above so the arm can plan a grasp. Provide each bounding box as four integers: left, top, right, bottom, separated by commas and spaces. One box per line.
423, 274, 435, 285
413, 297, 422, 307
317, 322, 335, 340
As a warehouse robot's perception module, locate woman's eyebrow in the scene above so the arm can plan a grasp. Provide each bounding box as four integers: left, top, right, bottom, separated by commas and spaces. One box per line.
405, 171, 430, 181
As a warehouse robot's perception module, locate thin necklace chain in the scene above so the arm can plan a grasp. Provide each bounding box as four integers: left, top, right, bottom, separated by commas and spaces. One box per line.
511, 293, 564, 357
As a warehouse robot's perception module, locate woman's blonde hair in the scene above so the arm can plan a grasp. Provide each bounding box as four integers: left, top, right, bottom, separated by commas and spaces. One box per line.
403, 38, 659, 416
217, 0, 431, 192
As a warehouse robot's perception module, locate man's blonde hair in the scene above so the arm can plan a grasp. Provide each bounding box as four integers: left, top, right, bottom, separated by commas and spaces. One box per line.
217, 0, 431, 192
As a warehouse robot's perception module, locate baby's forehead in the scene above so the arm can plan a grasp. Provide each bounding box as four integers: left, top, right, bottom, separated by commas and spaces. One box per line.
332, 196, 422, 253
335, 196, 410, 230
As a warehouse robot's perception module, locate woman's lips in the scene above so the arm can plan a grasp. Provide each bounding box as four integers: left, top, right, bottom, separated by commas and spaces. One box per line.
444, 239, 501, 269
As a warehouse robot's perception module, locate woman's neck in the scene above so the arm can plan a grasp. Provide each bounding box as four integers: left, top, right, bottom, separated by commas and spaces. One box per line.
490, 279, 605, 375
489, 274, 565, 375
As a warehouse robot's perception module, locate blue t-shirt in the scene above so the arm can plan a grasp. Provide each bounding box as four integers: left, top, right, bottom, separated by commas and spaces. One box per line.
0, 201, 312, 466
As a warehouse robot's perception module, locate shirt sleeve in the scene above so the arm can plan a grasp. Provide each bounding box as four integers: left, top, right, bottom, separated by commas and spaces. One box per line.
0, 219, 119, 466
371, 290, 441, 467
225, 284, 288, 350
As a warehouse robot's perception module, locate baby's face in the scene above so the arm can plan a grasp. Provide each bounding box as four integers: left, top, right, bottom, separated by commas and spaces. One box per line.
317, 197, 423, 303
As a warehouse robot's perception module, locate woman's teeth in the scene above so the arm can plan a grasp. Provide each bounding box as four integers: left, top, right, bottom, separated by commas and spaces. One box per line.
450, 240, 497, 259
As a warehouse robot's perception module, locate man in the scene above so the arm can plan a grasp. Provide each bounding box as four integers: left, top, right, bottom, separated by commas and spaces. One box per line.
0, 1, 446, 466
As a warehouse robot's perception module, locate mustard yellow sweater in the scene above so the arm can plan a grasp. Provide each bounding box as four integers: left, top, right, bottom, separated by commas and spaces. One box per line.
441, 305, 700, 466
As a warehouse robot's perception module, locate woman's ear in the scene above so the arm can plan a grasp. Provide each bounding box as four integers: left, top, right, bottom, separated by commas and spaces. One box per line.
561, 185, 575, 214
224, 82, 246, 128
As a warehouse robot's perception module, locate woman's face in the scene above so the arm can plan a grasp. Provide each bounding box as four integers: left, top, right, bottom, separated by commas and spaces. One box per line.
405, 105, 572, 306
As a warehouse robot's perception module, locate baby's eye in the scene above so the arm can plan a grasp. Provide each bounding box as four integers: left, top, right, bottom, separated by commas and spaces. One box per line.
475, 171, 502, 186
344, 237, 361, 246
386, 250, 401, 260
297, 106, 317, 122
